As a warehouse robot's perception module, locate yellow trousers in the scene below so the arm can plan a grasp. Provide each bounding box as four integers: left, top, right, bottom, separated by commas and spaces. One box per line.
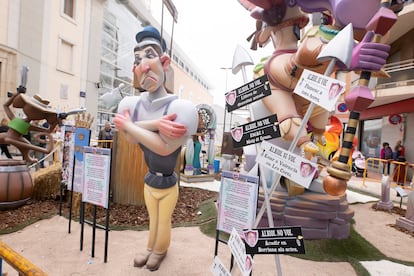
144, 183, 178, 254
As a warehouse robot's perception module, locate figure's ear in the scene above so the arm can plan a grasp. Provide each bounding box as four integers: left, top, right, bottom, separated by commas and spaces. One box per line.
160, 54, 171, 70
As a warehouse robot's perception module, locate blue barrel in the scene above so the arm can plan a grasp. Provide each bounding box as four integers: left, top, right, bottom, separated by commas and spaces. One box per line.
214, 159, 220, 173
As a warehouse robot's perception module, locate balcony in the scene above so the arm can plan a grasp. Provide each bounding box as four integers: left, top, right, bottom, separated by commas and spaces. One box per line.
370, 59, 414, 108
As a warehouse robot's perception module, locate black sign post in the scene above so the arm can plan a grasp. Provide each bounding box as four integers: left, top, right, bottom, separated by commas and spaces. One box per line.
230, 114, 281, 148
243, 226, 305, 255
225, 75, 271, 112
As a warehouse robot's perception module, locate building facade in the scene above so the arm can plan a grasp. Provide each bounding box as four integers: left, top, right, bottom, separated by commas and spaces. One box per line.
0, 0, 213, 139
1, 0, 413, 176
357, 2, 414, 174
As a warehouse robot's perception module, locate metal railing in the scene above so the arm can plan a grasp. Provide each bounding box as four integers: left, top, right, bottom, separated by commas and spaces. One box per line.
382, 58, 414, 73
90, 139, 113, 148
375, 58, 414, 89
0, 240, 47, 275
361, 157, 414, 187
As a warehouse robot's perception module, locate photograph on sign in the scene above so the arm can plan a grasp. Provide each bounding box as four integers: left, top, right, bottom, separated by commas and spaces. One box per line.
294, 69, 345, 111
216, 171, 259, 235
225, 90, 237, 106
62, 125, 75, 190
82, 146, 111, 208
256, 140, 317, 189
243, 226, 305, 255
225, 74, 271, 112
230, 114, 280, 148
228, 228, 253, 276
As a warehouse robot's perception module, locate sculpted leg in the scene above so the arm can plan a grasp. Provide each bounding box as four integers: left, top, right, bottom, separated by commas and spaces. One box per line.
141, 184, 178, 271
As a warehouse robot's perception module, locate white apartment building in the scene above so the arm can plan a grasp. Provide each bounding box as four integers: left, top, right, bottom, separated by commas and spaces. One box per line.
0, 0, 213, 137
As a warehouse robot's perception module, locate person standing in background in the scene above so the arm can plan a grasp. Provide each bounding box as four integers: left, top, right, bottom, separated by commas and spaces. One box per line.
380, 142, 392, 175
0, 118, 13, 159
98, 121, 114, 148
393, 140, 405, 160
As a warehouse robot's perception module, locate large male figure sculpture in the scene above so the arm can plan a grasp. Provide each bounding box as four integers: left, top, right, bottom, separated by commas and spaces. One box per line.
115, 26, 198, 271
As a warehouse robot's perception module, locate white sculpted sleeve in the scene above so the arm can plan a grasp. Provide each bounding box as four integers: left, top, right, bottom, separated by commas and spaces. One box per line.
117, 96, 140, 115
161, 99, 198, 147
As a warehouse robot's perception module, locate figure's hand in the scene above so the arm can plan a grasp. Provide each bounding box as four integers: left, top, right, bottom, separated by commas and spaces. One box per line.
350, 31, 390, 72
158, 113, 187, 138
114, 110, 132, 131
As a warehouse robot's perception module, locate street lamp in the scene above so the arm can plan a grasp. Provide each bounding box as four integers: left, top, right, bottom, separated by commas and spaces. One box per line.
220, 66, 232, 132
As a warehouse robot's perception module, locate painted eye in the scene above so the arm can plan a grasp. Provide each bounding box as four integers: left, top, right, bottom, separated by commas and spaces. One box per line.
146, 52, 156, 59
134, 56, 141, 65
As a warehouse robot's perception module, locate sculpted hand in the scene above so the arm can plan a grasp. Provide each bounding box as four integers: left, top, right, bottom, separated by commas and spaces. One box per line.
158, 113, 187, 138
350, 31, 390, 72
114, 110, 132, 131
114, 111, 137, 143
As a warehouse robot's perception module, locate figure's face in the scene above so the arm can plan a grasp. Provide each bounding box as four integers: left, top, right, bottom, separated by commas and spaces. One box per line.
133, 45, 165, 92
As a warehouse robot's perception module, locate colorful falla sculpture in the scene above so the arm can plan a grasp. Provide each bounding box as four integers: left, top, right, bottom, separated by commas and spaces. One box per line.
184, 104, 217, 177
114, 26, 198, 271
296, 0, 398, 196
239, 0, 398, 239
0, 67, 84, 209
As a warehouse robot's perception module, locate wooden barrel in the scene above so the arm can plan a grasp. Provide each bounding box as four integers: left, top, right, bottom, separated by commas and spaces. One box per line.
0, 160, 33, 210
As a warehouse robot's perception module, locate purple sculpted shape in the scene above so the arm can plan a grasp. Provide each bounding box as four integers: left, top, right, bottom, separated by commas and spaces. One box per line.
296, 0, 381, 29
349, 31, 390, 71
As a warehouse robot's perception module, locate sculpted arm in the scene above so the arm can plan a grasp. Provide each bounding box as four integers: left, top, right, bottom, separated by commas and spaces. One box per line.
134, 113, 188, 138
3, 93, 19, 121
115, 99, 198, 156
114, 111, 181, 156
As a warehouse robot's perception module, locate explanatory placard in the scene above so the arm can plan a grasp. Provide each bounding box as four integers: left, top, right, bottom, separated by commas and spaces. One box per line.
82, 146, 111, 208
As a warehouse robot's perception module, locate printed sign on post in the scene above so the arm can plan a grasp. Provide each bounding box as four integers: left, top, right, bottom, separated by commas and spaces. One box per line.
210, 256, 231, 276
73, 127, 90, 193
82, 146, 111, 208
225, 75, 271, 112
256, 140, 317, 189
243, 227, 305, 255
230, 114, 280, 148
62, 125, 76, 189
294, 69, 345, 111
216, 171, 259, 235
228, 228, 253, 276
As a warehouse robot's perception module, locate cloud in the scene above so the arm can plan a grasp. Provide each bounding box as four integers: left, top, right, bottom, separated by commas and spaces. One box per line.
154, 0, 270, 106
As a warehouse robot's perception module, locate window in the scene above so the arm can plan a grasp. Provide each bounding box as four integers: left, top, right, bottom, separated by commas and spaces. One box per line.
58, 39, 74, 73
63, 0, 75, 18
60, 84, 69, 99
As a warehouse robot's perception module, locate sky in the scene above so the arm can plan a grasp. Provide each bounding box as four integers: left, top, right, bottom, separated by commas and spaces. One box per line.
150, 0, 271, 107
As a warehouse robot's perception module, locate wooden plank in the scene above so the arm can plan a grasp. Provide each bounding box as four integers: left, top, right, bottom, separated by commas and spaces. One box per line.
113, 131, 146, 206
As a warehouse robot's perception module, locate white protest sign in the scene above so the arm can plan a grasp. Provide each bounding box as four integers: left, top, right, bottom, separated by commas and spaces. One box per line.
394, 186, 408, 197
256, 140, 317, 189
228, 228, 253, 276
294, 69, 345, 111
216, 171, 259, 235
210, 256, 231, 276
82, 147, 111, 208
